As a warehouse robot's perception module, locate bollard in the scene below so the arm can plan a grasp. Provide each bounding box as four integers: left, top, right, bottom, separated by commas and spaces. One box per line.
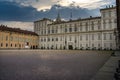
118, 60, 120, 68
114, 72, 120, 80
116, 68, 120, 73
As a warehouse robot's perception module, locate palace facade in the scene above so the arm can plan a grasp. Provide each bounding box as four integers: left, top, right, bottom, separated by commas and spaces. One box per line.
34, 6, 117, 50
0, 25, 39, 49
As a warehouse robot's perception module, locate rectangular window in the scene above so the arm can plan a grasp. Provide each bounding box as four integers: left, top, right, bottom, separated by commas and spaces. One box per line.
65, 28, 67, 32
104, 33, 106, 40
80, 44, 82, 47
103, 20, 106, 29
10, 36, 13, 41
56, 38, 58, 41
110, 33, 112, 40
48, 30, 50, 34
98, 21, 101, 30
104, 43, 106, 48
86, 44, 88, 47
75, 37, 77, 43
48, 38, 50, 42
109, 19, 112, 29
86, 34, 88, 41
6, 43, 8, 47
98, 33, 101, 40
110, 43, 112, 49
109, 11, 111, 17
60, 37, 62, 41
80, 35, 82, 41
92, 44, 94, 47
11, 44, 12, 47
69, 27, 72, 32
44, 38, 46, 42
91, 21, 94, 30
41, 38, 43, 42
6, 36, 8, 41
86, 26, 88, 31
86, 23, 88, 31
80, 26, 82, 31
91, 26, 94, 30
52, 29, 54, 33
69, 36, 72, 41
1, 43, 3, 47
98, 44, 101, 47
98, 25, 101, 30
52, 38, 54, 41
74, 26, 77, 32
92, 34, 94, 40
103, 12, 106, 17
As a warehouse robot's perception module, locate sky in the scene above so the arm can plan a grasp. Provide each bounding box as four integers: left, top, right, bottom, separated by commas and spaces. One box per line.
0, 0, 115, 31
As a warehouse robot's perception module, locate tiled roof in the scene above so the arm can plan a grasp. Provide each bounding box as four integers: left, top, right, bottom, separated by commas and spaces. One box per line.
0, 25, 38, 36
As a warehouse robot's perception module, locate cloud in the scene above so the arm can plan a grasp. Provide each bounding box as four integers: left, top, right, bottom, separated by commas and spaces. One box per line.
5, 0, 115, 11
0, 1, 101, 22
56, 0, 115, 10
0, 21, 33, 31
0, 0, 115, 31
0, 1, 39, 21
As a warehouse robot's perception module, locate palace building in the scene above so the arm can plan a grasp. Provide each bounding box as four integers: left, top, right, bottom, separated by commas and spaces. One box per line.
34, 6, 117, 50
0, 25, 39, 49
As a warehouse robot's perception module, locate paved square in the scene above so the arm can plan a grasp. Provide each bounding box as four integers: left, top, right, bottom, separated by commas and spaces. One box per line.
0, 50, 112, 80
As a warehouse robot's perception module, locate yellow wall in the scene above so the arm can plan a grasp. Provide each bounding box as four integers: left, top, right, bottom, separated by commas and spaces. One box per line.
0, 30, 38, 49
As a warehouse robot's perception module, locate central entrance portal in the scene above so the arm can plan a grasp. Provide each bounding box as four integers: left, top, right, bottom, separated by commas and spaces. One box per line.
69, 45, 73, 50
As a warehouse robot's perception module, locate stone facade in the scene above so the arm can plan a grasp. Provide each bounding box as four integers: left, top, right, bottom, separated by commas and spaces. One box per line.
0, 25, 39, 49
34, 6, 117, 50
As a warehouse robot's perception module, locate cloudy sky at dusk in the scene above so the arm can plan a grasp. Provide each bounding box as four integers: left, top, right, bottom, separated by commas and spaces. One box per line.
0, 0, 115, 31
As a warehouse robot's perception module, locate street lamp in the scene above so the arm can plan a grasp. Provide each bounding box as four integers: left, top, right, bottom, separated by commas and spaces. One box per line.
114, 28, 119, 50
116, 0, 120, 49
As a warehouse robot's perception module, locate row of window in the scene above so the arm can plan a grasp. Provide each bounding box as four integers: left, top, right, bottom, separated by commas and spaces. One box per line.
102, 10, 116, 18
0, 43, 24, 48
35, 20, 101, 30
40, 33, 114, 42
39, 25, 102, 35
0, 36, 37, 43
40, 43, 114, 49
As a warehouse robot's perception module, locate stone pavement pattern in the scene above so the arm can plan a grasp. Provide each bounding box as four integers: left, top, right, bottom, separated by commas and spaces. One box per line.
91, 51, 120, 80
0, 50, 112, 80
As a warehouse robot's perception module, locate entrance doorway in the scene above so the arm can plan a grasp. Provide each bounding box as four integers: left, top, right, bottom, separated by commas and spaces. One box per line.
69, 45, 73, 50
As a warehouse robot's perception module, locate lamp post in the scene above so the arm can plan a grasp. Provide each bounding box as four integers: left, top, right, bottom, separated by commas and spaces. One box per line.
116, 0, 120, 49
114, 28, 118, 50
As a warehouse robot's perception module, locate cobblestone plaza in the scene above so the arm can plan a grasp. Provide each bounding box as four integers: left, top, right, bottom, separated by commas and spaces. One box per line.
0, 50, 112, 80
